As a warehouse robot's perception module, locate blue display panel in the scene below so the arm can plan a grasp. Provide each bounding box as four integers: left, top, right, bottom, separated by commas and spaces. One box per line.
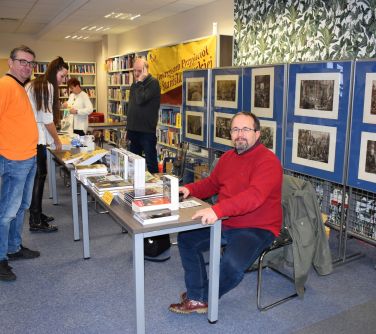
210, 67, 243, 152
182, 69, 209, 147
284, 61, 352, 184
347, 60, 376, 192
242, 64, 286, 161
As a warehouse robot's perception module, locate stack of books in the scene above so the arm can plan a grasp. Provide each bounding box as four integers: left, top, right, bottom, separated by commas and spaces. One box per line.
131, 175, 179, 212
86, 174, 132, 196
133, 208, 179, 225
75, 164, 108, 184
117, 186, 163, 207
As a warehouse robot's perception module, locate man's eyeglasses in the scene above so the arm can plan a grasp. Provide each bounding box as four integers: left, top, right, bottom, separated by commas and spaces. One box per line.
13, 58, 37, 68
230, 127, 258, 135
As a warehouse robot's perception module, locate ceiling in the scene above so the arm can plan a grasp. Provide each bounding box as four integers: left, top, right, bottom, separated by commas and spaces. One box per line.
0, 0, 216, 42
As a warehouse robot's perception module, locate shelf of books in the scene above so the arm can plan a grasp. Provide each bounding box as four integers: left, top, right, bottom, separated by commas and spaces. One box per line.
105, 53, 135, 146
34, 60, 97, 122
157, 104, 182, 158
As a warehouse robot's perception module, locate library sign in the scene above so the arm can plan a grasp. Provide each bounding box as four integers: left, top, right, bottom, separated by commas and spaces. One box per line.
148, 36, 216, 95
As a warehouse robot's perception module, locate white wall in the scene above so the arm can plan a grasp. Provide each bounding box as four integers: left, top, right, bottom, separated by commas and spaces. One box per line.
116, 0, 234, 55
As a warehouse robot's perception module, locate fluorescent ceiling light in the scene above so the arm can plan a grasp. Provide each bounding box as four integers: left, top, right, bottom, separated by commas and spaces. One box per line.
65, 35, 71, 39
81, 26, 88, 30
130, 14, 141, 20
88, 26, 96, 31
96, 26, 104, 31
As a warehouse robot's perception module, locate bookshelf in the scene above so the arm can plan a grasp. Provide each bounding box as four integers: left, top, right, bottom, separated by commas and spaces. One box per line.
33, 60, 97, 122
105, 53, 135, 145
157, 105, 182, 155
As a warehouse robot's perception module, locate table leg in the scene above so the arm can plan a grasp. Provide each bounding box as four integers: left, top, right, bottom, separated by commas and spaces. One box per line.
50, 153, 58, 205
80, 184, 90, 259
133, 233, 145, 334
207, 220, 221, 324
71, 171, 80, 241
47, 149, 53, 199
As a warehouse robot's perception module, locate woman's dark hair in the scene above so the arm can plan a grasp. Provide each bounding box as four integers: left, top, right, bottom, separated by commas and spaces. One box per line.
31, 56, 68, 115
67, 77, 81, 88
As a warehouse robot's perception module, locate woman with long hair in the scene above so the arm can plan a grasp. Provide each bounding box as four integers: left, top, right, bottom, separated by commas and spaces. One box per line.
26, 56, 68, 232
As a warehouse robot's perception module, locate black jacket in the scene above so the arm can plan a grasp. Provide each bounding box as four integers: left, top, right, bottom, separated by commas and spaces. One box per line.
127, 74, 161, 133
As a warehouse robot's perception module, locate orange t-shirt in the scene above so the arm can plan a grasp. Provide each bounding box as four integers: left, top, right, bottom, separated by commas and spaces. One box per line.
0, 75, 38, 160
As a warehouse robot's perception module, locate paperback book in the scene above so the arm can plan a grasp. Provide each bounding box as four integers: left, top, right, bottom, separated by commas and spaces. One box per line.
133, 209, 179, 225
163, 175, 179, 211
73, 148, 108, 166
132, 196, 171, 212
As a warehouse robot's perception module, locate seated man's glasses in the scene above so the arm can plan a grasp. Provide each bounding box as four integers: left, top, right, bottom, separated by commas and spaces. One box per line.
13, 58, 37, 68
230, 127, 258, 135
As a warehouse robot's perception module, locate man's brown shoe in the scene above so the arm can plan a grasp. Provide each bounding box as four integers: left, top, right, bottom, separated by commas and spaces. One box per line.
169, 298, 208, 314
180, 291, 187, 302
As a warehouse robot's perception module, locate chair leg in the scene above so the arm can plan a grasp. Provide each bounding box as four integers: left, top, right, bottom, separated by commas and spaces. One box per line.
256, 249, 299, 311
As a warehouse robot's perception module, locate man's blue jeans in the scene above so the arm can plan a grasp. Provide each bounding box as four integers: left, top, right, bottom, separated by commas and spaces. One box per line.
127, 130, 159, 173
0, 155, 36, 260
178, 226, 275, 302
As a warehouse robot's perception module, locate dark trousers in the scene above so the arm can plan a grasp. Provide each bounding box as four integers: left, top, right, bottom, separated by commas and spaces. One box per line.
127, 130, 159, 173
74, 129, 85, 136
29, 145, 47, 222
177, 227, 275, 302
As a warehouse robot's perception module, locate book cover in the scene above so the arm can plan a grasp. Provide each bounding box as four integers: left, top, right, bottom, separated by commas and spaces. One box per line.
61, 151, 86, 164
163, 175, 179, 211
73, 149, 108, 166
133, 209, 179, 225
132, 196, 171, 212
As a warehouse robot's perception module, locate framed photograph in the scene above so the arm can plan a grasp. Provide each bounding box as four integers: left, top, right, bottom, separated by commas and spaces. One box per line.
251, 67, 274, 118
358, 131, 376, 183
213, 112, 233, 146
214, 75, 238, 109
363, 73, 376, 124
292, 123, 337, 172
295, 72, 340, 119
186, 77, 204, 107
185, 111, 204, 141
259, 120, 276, 153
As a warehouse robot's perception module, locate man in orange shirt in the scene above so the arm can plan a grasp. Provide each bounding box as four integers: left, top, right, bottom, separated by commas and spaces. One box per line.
0, 45, 40, 282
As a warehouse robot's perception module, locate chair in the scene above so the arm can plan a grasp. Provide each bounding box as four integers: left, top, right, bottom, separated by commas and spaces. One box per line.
255, 227, 299, 311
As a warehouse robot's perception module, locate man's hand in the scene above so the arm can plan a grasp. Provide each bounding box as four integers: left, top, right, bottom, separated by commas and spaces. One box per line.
54, 139, 62, 151
69, 107, 78, 114
137, 66, 148, 82
192, 207, 218, 225
179, 186, 190, 199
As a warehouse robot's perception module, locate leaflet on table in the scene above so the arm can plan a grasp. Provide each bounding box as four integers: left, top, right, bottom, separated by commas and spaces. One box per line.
179, 199, 202, 209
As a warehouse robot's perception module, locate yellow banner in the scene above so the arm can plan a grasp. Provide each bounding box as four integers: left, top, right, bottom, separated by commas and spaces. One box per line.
148, 36, 216, 94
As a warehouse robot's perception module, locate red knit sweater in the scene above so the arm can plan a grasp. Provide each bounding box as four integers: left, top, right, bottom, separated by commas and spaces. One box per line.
186, 144, 283, 236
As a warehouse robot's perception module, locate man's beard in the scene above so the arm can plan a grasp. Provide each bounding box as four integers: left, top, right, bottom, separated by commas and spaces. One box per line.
234, 139, 249, 154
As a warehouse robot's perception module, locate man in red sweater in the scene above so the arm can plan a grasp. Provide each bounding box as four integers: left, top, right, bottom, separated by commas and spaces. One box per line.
169, 112, 283, 314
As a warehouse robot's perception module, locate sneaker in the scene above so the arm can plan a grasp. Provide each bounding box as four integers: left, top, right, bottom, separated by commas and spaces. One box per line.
169, 298, 208, 314
30, 222, 58, 233
7, 245, 40, 261
0, 260, 16, 281
41, 213, 55, 224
